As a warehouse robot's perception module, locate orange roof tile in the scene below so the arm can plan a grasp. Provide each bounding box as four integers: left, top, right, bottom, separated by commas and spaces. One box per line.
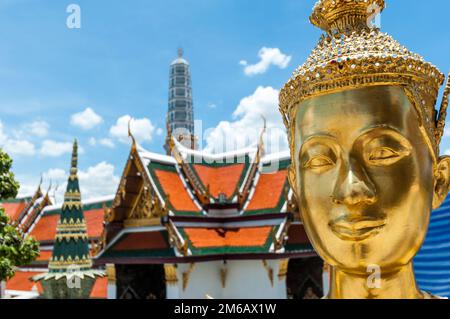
36, 250, 53, 261
113, 232, 168, 251
29, 214, 59, 241
246, 170, 288, 211
2, 202, 27, 222
7, 271, 106, 298
6, 271, 43, 293
29, 208, 105, 242
154, 169, 200, 212
85, 208, 105, 238
184, 227, 272, 248
193, 164, 245, 198
90, 277, 108, 299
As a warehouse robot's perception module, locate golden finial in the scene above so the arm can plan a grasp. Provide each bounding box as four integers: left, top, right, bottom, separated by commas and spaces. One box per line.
36, 175, 43, 197
310, 0, 385, 35
165, 121, 175, 154
436, 73, 450, 147
259, 115, 267, 152
127, 118, 137, 151
47, 180, 52, 194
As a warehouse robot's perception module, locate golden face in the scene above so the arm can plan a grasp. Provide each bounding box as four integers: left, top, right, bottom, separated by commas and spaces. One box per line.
292, 85, 450, 274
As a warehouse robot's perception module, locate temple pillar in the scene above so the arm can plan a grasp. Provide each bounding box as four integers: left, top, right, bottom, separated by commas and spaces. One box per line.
0, 280, 5, 299
322, 262, 330, 297
164, 264, 179, 299
106, 264, 117, 299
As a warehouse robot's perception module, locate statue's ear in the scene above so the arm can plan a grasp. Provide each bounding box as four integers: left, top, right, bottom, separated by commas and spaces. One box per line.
432, 156, 450, 209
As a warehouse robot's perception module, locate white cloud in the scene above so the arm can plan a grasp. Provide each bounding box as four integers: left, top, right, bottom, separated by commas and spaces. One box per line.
156, 128, 164, 136
44, 168, 66, 180
444, 123, 450, 137
203, 86, 288, 154
3, 139, 36, 156
40, 140, 73, 157
26, 120, 49, 137
70, 107, 103, 130
240, 47, 292, 76
0, 121, 8, 145
16, 175, 41, 198
0, 121, 36, 157
35, 162, 120, 204
110, 115, 155, 144
88, 137, 114, 148
78, 162, 120, 199
99, 138, 115, 148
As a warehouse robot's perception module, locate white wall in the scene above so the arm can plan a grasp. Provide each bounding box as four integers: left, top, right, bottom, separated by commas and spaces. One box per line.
0, 281, 5, 299
169, 260, 287, 299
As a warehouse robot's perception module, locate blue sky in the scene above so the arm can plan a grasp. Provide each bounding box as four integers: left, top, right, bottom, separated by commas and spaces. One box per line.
0, 0, 449, 201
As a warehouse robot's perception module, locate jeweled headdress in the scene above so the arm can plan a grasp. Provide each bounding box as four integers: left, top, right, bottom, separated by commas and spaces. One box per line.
279, 0, 450, 158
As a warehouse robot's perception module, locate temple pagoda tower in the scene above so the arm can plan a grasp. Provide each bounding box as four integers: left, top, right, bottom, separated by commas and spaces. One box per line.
164, 48, 197, 153
33, 140, 103, 298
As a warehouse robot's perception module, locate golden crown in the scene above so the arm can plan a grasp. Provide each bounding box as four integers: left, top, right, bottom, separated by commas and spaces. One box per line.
279, 0, 449, 157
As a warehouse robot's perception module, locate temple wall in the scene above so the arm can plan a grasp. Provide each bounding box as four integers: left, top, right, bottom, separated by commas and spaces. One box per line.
170, 260, 287, 299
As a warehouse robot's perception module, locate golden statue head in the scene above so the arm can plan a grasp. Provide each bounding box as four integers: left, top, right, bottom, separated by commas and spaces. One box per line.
280, 0, 450, 298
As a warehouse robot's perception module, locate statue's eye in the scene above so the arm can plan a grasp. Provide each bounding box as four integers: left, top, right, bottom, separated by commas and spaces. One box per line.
368, 147, 401, 164
303, 155, 334, 169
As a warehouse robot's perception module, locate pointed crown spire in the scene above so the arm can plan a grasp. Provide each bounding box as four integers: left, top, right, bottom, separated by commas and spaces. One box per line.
280, 0, 446, 158
70, 139, 78, 177
310, 0, 385, 35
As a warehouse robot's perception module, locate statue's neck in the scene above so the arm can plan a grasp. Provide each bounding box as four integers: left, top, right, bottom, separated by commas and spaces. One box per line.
328, 263, 424, 299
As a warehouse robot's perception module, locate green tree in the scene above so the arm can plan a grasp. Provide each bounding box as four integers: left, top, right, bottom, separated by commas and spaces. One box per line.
0, 148, 39, 286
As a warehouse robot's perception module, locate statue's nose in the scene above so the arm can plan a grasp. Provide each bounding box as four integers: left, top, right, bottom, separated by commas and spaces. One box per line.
332, 163, 377, 207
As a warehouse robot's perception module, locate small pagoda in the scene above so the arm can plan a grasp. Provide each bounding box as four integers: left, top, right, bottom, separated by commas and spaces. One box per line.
33, 140, 104, 298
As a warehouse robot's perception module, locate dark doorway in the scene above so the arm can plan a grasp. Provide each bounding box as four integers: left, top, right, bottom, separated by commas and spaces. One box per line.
286, 257, 323, 299
116, 264, 166, 299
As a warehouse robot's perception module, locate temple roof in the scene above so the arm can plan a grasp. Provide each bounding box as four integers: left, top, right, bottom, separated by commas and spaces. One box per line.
3, 139, 311, 296
1, 183, 48, 229
94, 138, 312, 264
2, 193, 111, 298
2, 196, 32, 221
28, 195, 113, 245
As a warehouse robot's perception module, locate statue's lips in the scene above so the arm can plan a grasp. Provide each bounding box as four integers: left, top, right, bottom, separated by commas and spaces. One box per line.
329, 218, 387, 241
